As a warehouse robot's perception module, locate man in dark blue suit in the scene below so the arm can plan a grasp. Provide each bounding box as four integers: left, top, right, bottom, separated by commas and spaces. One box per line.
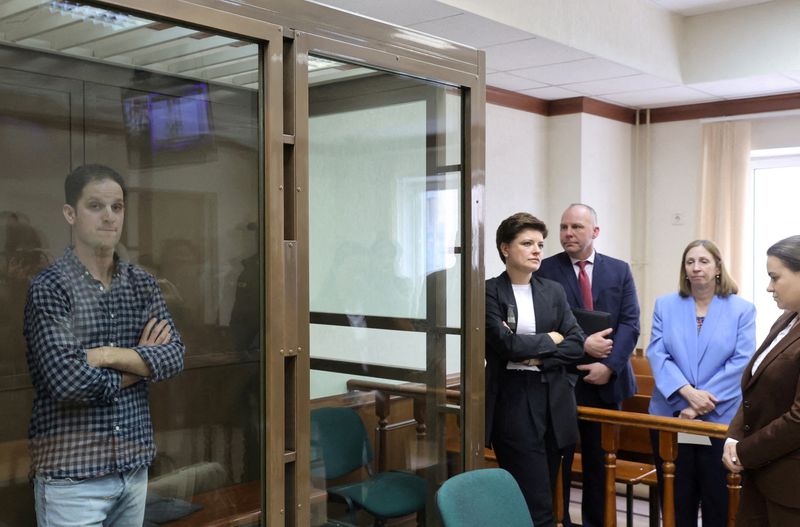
537, 203, 640, 527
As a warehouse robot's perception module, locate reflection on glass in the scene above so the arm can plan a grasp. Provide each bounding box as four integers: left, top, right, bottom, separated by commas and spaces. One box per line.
308, 56, 463, 525
0, 3, 261, 525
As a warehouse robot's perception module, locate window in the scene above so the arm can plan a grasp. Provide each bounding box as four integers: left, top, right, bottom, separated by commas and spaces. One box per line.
747, 148, 800, 342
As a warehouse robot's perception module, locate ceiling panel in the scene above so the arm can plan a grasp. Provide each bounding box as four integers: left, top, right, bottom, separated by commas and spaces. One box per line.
689, 74, 800, 98
483, 37, 592, 71
520, 85, 584, 100
486, 71, 547, 91
410, 12, 532, 49
512, 58, 641, 86
565, 74, 677, 96
600, 85, 721, 108
310, 0, 463, 27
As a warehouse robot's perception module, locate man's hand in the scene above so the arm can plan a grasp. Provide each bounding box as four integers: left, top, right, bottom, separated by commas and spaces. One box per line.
584, 328, 613, 359
548, 331, 564, 345
139, 318, 172, 346
679, 385, 718, 415
577, 363, 613, 385
722, 441, 744, 473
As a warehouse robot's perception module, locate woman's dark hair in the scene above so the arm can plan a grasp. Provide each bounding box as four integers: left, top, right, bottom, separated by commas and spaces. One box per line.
495, 212, 547, 264
767, 235, 800, 272
678, 239, 737, 298
65, 164, 127, 207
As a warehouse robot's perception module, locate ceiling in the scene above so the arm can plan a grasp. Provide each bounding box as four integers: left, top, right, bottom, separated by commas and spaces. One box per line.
313, 0, 800, 109
1, 0, 796, 109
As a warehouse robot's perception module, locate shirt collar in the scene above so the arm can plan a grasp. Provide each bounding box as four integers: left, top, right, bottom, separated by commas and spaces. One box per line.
61, 246, 127, 283
568, 249, 596, 267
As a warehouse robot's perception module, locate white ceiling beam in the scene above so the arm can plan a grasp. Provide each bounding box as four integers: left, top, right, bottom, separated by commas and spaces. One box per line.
88, 26, 192, 59
196, 56, 258, 80
0, 0, 47, 21
214, 70, 259, 86
169, 45, 257, 74
46, 21, 137, 51
129, 36, 234, 67
2, 9, 81, 42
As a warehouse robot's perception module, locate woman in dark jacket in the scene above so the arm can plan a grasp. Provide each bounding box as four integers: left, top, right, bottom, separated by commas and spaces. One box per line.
485, 212, 584, 527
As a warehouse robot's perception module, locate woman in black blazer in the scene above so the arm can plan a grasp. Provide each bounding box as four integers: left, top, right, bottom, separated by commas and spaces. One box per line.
486, 212, 584, 527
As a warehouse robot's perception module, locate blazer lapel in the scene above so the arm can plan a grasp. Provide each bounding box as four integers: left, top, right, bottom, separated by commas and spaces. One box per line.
531, 275, 554, 330
746, 312, 800, 389
679, 296, 700, 385
696, 295, 721, 364
591, 253, 606, 307
556, 253, 581, 307
498, 272, 519, 328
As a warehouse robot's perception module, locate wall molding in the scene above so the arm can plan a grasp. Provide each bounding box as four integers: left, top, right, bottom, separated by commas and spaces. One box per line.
645, 92, 800, 123
485, 86, 548, 115
487, 85, 800, 125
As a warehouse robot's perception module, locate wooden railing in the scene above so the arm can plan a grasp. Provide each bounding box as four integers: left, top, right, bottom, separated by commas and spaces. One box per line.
344, 379, 460, 472
578, 406, 740, 527
346, 379, 741, 527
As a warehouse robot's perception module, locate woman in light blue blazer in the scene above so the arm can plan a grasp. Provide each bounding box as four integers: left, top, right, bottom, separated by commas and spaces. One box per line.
647, 239, 756, 527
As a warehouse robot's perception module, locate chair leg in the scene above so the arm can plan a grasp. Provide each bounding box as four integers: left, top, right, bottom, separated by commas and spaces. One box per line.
648, 486, 659, 527
626, 484, 634, 527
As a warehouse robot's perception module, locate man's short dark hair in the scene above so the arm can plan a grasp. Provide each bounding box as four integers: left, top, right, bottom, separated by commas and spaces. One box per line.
64, 164, 127, 207
495, 212, 548, 264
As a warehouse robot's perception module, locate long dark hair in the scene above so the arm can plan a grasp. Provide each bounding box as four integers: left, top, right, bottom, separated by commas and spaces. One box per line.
767, 235, 800, 272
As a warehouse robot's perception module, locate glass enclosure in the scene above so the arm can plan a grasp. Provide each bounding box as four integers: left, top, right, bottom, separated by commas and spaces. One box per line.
0, 1, 482, 525
0, 2, 262, 525
307, 57, 464, 525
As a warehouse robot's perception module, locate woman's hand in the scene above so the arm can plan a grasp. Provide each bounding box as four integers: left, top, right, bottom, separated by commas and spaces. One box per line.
548, 332, 564, 345
722, 441, 744, 473
678, 406, 699, 419
679, 384, 718, 415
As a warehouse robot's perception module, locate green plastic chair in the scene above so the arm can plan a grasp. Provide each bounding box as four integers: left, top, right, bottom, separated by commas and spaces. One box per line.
311, 406, 427, 526
436, 468, 534, 527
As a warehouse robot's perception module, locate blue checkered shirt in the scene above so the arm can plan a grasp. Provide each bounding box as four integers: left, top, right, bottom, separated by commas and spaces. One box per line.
24, 247, 185, 479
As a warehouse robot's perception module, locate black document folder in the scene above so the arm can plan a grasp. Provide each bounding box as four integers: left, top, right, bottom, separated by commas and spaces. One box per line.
571, 308, 612, 335
570, 308, 612, 373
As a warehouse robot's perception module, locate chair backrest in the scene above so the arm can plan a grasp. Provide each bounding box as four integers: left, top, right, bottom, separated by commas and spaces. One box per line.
436, 468, 533, 527
310, 406, 374, 480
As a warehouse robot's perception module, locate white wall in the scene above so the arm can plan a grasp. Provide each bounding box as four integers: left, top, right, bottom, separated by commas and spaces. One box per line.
639, 112, 800, 345
484, 103, 549, 278
580, 114, 633, 262
640, 119, 703, 343
484, 102, 800, 349
546, 113, 582, 242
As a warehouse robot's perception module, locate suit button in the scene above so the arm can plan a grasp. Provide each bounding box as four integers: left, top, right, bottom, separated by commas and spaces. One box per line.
744, 424, 751, 432
743, 401, 751, 409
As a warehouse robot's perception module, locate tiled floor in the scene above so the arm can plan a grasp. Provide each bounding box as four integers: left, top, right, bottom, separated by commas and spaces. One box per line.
567, 487, 657, 527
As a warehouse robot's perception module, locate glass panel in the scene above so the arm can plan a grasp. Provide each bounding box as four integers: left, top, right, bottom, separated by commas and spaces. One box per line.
0, 3, 262, 525
308, 57, 464, 525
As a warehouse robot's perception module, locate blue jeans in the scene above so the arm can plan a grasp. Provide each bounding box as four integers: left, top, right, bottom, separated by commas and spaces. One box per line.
34, 466, 147, 527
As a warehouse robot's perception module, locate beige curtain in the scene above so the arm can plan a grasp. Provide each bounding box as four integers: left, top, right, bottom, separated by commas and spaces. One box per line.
697, 120, 751, 286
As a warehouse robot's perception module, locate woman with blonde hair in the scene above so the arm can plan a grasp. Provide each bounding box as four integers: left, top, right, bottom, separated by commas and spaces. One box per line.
648, 239, 756, 526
